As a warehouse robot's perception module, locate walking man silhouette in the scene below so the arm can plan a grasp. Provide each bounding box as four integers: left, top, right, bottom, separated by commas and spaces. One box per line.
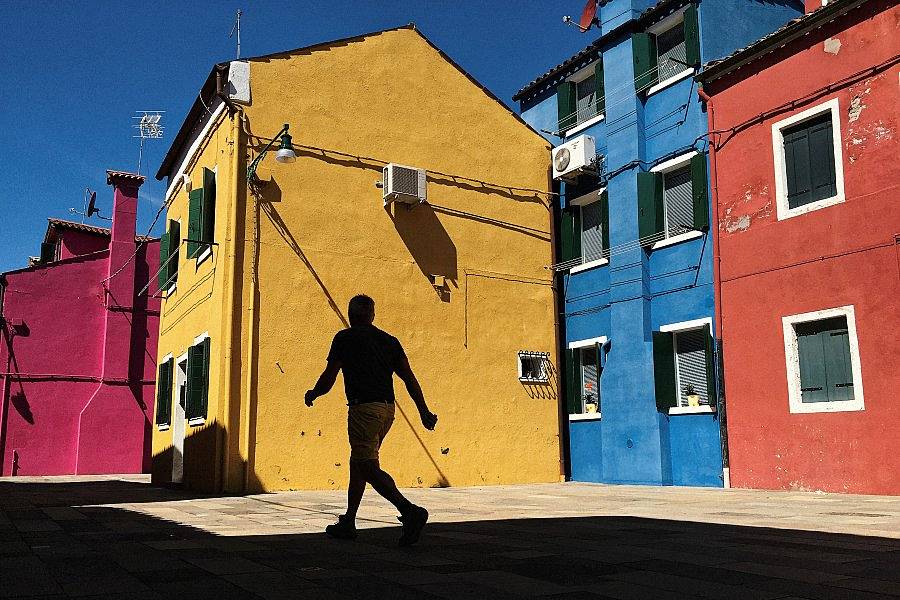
305, 295, 438, 546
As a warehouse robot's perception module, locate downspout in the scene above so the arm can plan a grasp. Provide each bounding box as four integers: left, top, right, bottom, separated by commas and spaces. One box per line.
698, 86, 730, 488
242, 113, 260, 493
547, 175, 569, 482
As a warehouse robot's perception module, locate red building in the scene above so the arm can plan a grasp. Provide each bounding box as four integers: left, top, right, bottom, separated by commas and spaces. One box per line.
698, 0, 899, 494
0, 171, 160, 476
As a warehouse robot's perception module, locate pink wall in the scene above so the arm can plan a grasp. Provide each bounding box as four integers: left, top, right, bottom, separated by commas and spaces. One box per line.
0, 173, 160, 476
57, 230, 110, 260
706, 2, 900, 494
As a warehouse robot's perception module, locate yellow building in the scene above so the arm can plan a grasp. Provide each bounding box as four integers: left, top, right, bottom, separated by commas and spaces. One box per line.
151, 25, 561, 493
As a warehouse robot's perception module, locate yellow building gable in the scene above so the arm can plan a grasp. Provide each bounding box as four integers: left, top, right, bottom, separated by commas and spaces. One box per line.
153, 25, 561, 493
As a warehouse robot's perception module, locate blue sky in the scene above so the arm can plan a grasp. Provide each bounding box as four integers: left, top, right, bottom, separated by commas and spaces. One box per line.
0, 1, 591, 272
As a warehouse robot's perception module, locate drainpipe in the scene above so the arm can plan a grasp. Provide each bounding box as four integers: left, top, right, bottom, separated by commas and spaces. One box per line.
698, 87, 730, 488
547, 175, 569, 482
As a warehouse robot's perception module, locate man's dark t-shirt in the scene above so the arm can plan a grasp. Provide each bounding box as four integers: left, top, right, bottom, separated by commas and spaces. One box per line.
327, 325, 407, 405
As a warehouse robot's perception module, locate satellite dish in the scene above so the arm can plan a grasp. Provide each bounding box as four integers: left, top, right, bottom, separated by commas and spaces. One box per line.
87, 190, 99, 217
579, 0, 598, 32
554, 147, 571, 172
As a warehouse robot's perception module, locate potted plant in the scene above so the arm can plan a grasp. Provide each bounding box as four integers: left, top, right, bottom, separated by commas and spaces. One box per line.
683, 383, 701, 407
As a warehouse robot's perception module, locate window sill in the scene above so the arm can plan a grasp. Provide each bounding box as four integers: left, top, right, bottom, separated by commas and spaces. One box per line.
563, 113, 605, 138
188, 417, 206, 427
650, 230, 703, 250
195, 246, 212, 267
645, 68, 695, 97
164, 283, 176, 299
669, 406, 715, 415
570, 413, 601, 421
570, 257, 609, 274
777, 193, 845, 221
157, 424, 170, 431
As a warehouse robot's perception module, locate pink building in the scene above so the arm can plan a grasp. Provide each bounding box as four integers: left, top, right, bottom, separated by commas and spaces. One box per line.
0, 171, 160, 476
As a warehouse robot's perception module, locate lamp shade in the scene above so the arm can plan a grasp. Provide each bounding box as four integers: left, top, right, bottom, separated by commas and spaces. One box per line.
275, 126, 297, 163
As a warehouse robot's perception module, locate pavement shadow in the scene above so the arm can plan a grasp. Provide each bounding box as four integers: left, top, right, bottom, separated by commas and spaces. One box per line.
1, 479, 898, 599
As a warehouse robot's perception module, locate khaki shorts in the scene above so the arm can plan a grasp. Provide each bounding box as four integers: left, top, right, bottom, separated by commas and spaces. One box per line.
348, 402, 395, 461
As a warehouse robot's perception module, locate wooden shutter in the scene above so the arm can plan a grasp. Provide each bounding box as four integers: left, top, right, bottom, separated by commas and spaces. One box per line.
703, 324, 716, 408
783, 113, 834, 209
157, 231, 170, 289
187, 189, 203, 257
560, 205, 582, 263
796, 322, 828, 403
156, 358, 173, 425
653, 331, 677, 411
199, 337, 210, 418
691, 153, 709, 230
632, 33, 657, 92
186, 339, 209, 420
684, 3, 700, 67
599, 190, 610, 255
557, 82, 577, 132
807, 116, 837, 203
594, 61, 605, 115
40, 242, 56, 263
201, 167, 217, 245
823, 323, 854, 402
566, 348, 582, 414
637, 172, 664, 243
168, 220, 180, 286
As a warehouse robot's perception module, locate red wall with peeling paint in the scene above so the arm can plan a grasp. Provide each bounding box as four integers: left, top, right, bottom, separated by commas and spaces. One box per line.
705, 1, 900, 494
0, 175, 160, 476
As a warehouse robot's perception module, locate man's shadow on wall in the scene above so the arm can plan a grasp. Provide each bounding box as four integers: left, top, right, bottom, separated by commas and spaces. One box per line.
386, 202, 457, 303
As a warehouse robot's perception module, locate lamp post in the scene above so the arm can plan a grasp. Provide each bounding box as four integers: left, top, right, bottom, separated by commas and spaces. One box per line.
247, 123, 297, 185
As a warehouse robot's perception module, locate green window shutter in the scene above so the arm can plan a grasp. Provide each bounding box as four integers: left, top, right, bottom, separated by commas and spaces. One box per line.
684, 3, 701, 67
594, 61, 605, 115
796, 322, 828, 403
187, 189, 203, 257
157, 231, 170, 289
201, 167, 217, 245
653, 331, 677, 412
155, 358, 173, 425
632, 33, 657, 92
594, 343, 603, 414
637, 172, 664, 243
703, 324, 716, 408
807, 116, 837, 203
186, 342, 205, 419
560, 207, 576, 262
557, 82, 577, 132
691, 153, 709, 231
168, 220, 180, 286
40, 242, 56, 263
200, 337, 211, 419
566, 348, 582, 414
599, 190, 610, 254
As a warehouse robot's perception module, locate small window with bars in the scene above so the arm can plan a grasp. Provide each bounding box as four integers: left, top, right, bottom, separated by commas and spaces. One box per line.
518, 351, 550, 383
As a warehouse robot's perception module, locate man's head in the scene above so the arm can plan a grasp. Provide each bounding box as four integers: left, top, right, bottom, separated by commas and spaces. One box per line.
348, 294, 375, 326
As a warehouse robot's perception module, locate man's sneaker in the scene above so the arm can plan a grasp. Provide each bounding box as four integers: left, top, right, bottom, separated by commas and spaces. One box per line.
398, 505, 428, 546
325, 514, 358, 540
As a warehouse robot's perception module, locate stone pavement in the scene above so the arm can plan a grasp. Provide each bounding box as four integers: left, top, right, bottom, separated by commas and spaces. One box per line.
1, 476, 898, 599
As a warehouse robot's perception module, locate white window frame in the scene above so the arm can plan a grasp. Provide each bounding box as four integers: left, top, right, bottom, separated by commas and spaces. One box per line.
517, 351, 550, 384
782, 305, 864, 414
156, 352, 174, 431
567, 336, 606, 421
659, 317, 715, 415
772, 98, 845, 221
562, 61, 606, 138
569, 187, 609, 273
187, 331, 211, 426
650, 151, 704, 250
645, 7, 695, 97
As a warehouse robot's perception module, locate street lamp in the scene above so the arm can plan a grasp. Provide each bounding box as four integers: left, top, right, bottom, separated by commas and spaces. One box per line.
247, 123, 297, 184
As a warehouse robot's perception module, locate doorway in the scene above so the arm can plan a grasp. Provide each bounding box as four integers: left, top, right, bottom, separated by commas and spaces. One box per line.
171, 355, 188, 483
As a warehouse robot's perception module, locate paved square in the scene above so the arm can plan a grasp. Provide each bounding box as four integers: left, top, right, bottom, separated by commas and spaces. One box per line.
1, 475, 898, 599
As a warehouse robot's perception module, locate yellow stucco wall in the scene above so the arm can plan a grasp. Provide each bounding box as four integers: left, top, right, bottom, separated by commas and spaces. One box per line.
154, 26, 561, 493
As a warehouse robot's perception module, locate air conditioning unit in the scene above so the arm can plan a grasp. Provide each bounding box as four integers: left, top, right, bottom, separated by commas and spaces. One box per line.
382, 163, 427, 206
552, 135, 597, 181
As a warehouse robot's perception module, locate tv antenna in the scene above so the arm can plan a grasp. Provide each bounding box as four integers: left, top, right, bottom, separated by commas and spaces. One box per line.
132, 111, 165, 175
230, 9, 242, 59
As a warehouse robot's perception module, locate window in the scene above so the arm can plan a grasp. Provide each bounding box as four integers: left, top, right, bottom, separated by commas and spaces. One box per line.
187, 167, 216, 260
155, 356, 174, 429
633, 5, 700, 94
158, 219, 180, 292
566, 338, 606, 418
39, 241, 58, 264
772, 99, 844, 220
186, 335, 211, 424
653, 321, 715, 413
638, 152, 709, 247
556, 61, 605, 133
783, 306, 864, 413
518, 351, 549, 383
561, 181, 609, 272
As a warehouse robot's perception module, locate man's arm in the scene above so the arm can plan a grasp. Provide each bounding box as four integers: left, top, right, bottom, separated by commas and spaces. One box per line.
305, 360, 341, 407
396, 357, 437, 430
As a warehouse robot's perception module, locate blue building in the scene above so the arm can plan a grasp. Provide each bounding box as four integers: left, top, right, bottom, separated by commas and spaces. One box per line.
514, 0, 804, 486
